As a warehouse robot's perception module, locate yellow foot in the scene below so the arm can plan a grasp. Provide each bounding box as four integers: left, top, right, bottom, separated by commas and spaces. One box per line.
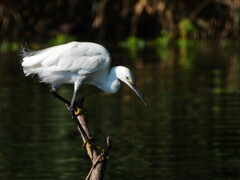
74, 107, 87, 118
82, 138, 105, 159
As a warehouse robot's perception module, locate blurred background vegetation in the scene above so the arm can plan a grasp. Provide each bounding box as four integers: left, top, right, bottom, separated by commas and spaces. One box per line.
0, 0, 240, 50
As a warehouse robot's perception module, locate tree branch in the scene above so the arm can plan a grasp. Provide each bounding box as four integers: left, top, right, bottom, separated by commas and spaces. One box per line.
67, 97, 111, 180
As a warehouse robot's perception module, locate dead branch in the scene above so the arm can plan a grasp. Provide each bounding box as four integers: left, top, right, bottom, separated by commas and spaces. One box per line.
68, 97, 111, 180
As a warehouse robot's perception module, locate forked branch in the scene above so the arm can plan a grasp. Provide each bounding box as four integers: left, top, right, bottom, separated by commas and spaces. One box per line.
67, 97, 111, 180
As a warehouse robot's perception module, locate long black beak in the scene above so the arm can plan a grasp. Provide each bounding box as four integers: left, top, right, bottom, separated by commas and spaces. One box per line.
128, 83, 147, 107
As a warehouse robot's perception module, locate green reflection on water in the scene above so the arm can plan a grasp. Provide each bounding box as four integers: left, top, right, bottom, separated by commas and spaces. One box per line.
0, 42, 240, 180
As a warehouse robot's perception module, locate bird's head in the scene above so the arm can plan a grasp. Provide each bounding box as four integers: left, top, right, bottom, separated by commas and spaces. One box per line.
115, 66, 147, 107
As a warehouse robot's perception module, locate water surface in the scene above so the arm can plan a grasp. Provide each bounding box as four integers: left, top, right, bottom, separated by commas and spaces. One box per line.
0, 42, 240, 179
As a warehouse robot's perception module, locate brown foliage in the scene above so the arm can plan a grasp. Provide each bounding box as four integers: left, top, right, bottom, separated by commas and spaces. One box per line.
0, 0, 237, 42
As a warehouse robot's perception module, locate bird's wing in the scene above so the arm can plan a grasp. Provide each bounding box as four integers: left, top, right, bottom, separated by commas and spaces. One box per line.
22, 42, 111, 75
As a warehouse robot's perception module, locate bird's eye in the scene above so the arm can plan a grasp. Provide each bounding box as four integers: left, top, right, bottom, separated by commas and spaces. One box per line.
126, 76, 133, 84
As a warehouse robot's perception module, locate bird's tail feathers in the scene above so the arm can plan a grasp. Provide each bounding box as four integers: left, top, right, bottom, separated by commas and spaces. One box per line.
19, 43, 31, 58
19, 43, 39, 70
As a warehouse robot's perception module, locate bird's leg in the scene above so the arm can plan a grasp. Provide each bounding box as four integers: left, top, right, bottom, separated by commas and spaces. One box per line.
50, 89, 102, 156
50, 89, 87, 118
70, 89, 78, 113
51, 88, 103, 154
50, 89, 70, 105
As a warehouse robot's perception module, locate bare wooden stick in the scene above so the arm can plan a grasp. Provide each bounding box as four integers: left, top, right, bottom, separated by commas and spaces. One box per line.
52, 94, 111, 179
86, 155, 103, 180
68, 97, 111, 180
86, 137, 111, 180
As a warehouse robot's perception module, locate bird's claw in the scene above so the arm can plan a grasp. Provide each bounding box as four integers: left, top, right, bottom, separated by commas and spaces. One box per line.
74, 107, 87, 118
82, 137, 94, 148
82, 138, 105, 159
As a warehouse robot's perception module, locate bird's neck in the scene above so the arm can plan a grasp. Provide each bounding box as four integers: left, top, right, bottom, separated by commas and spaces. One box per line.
103, 66, 120, 94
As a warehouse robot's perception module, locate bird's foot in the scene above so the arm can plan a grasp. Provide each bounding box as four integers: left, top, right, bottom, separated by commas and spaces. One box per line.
74, 107, 87, 119
82, 138, 105, 159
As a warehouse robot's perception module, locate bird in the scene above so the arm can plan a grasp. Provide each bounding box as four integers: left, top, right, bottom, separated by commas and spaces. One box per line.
21, 41, 147, 112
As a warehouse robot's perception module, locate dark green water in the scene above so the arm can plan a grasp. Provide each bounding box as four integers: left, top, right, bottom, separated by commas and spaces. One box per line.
0, 42, 240, 179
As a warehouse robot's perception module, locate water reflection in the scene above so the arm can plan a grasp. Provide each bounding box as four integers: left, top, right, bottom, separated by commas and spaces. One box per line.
0, 42, 240, 179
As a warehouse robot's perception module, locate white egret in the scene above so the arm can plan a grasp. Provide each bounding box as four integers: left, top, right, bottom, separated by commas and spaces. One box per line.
21, 41, 147, 112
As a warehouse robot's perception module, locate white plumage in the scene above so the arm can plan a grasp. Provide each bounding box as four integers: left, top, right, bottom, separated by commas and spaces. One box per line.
21, 41, 146, 111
